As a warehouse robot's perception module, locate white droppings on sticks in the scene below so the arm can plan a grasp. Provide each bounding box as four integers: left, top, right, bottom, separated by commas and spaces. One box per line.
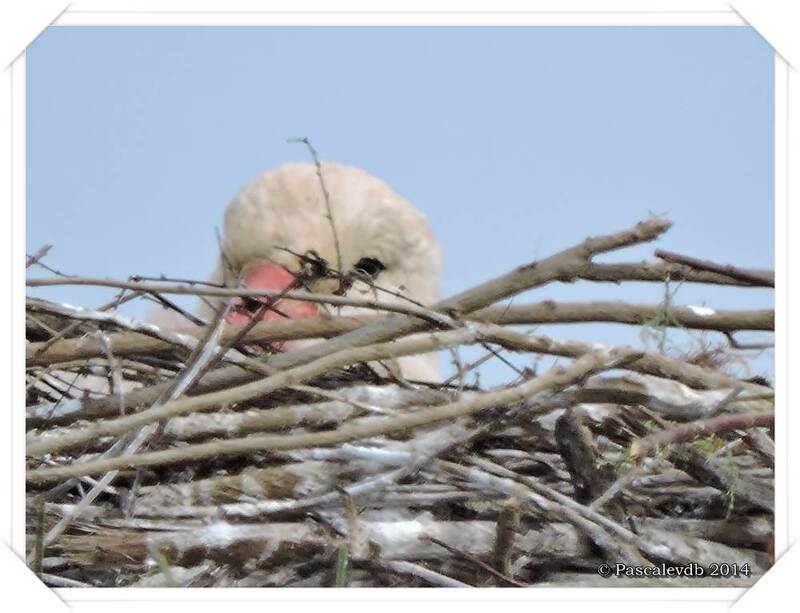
198, 479, 216, 506
174, 333, 199, 346
536, 408, 566, 432
687, 305, 716, 317
27, 398, 82, 421
366, 519, 426, 543
646, 543, 673, 559
343, 384, 414, 409
204, 521, 239, 547
636, 373, 731, 418
342, 444, 412, 465
257, 541, 279, 563
238, 473, 266, 499
578, 403, 616, 421
163, 411, 242, 439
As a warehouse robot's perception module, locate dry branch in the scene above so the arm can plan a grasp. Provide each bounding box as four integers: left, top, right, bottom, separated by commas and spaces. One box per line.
26, 301, 773, 368
376, 560, 471, 587
668, 446, 774, 513
554, 407, 619, 515
580, 261, 773, 287
474, 301, 772, 331
630, 411, 774, 460
26, 244, 53, 269
654, 249, 774, 287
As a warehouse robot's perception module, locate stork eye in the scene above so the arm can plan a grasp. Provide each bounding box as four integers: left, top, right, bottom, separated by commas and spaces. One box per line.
353, 257, 385, 279
241, 297, 263, 313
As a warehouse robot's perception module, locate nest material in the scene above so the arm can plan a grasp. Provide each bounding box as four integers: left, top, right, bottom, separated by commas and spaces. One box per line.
25, 218, 775, 588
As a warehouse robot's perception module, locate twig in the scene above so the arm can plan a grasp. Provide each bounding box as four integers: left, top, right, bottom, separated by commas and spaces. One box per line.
29, 290, 143, 361
467, 324, 767, 394
654, 249, 774, 287
27, 300, 208, 358
25, 313, 60, 337
32, 497, 46, 576
426, 535, 527, 587
129, 274, 225, 287
377, 560, 472, 588
334, 545, 349, 587
589, 462, 653, 512
493, 499, 520, 580
630, 411, 774, 460
287, 137, 344, 285
583, 261, 774, 288
723, 331, 775, 351
477, 301, 773, 332
96, 332, 125, 415
442, 345, 496, 388
41, 574, 92, 588
142, 291, 207, 327
668, 445, 774, 513
554, 407, 617, 510
26, 244, 53, 269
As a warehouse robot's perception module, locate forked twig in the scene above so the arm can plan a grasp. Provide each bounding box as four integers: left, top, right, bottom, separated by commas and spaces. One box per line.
287, 137, 344, 286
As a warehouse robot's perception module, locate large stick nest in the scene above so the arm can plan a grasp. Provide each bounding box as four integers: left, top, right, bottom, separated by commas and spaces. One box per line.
25, 218, 775, 588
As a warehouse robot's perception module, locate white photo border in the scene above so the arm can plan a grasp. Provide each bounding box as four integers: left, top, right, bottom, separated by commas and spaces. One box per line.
2, 2, 795, 610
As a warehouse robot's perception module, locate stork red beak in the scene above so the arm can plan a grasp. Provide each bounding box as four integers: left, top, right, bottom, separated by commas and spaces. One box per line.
225, 263, 318, 342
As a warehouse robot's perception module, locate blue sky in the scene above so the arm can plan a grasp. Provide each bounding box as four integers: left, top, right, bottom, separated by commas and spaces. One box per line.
26, 26, 775, 384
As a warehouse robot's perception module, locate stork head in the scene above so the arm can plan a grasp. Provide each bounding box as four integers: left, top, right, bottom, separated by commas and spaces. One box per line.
210, 162, 443, 380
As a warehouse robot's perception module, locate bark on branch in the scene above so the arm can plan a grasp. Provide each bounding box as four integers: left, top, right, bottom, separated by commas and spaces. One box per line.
580, 261, 773, 288
654, 249, 774, 287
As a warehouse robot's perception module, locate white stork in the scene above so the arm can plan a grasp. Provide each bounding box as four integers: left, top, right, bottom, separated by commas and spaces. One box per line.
205, 162, 443, 382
